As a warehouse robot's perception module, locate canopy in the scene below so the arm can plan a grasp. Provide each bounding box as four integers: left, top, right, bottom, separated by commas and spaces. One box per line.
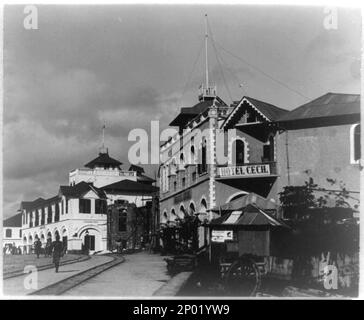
210, 192, 278, 212
209, 204, 289, 228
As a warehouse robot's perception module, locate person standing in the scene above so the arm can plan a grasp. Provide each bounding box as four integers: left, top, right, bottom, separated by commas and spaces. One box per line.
34, 238, 42, 259
51, 235, 63, 273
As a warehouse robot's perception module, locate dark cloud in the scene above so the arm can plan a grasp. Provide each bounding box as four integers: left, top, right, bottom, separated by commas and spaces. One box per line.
2, 5, 361, 218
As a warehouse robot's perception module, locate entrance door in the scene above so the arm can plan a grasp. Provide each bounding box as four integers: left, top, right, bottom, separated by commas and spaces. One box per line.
84, 235, 95, 251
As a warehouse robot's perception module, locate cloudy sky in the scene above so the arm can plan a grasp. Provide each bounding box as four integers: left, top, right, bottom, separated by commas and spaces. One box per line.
2, 5, 361, 218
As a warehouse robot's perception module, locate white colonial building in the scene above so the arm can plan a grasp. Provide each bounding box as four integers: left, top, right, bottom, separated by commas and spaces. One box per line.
18, 148, 156, 254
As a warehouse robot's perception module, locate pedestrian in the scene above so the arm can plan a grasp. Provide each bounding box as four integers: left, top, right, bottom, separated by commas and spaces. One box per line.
45, 238, 52, 257
51, 234, 63, 273
34, 238, 42, 259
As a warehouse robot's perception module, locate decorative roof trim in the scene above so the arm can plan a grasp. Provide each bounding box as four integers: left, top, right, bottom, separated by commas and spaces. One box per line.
222, 97, 270, 129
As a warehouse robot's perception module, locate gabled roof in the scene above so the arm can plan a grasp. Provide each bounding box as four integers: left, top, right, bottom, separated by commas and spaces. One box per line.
169, 96, 228, 127
278, 93, 360, 122
84, 152, 122, 169
102, 179, 159, 195
3, 213, 22, 227
59, 181, 106, 199
223, 96, 288, 129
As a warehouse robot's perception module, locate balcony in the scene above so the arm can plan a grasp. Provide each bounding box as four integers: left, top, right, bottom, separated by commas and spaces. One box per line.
216, 162, 277, 180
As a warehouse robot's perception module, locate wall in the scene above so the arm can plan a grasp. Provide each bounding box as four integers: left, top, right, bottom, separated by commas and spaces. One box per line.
276, 124, 360, 207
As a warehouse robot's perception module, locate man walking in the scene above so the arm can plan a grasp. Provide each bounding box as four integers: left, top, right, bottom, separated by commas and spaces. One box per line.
34, 237, 42, 259
51, 234, 63, 273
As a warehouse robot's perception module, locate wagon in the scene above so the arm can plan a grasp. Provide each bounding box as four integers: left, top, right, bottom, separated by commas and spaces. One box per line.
208, 193, 290, 296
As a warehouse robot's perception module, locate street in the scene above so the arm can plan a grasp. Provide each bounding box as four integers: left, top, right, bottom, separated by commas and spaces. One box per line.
65, 252, 171, 297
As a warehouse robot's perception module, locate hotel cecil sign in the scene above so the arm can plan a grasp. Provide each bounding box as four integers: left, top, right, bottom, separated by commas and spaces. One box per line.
218, 164, 270, 178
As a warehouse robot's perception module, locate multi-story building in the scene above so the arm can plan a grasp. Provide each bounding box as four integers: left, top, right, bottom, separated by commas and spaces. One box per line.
159, 90, 360, 250
159, 85, 288, 249
19, 148, 157, 254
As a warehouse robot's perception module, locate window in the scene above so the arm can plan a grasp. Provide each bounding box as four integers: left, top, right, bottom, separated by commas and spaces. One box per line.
41, 208, 45, 225
173, 181, 177, 191
95, 199, 107, 214
47, 206, 52, 223
234, 139, 245, 165
5, 229, 12, 238
198, 140, 207, 174
190, 145, 196, 165
192, 171, 197, 183
351, 124, 361, 164
79, 199, 91, 214
55, 203, 60, 222
29, 213, 33, 228
263, 136, 275, 162
65, 198, 68, 214
118, 209, 127, 232
19, 230, 22, 237
182, 177, 186, 188
35, 211, 39, 226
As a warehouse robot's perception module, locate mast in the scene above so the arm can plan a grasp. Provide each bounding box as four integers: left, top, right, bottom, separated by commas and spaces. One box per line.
205, 13, 209, 89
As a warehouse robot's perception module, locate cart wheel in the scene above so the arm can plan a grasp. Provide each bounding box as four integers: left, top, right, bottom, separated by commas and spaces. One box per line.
224, 255, 261, 296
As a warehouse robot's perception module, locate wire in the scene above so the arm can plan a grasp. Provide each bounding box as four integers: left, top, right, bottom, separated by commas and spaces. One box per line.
179, 39, 205, 106
207, 19, 233, 102
216, 41, 312, 101
204, 15, 312, 102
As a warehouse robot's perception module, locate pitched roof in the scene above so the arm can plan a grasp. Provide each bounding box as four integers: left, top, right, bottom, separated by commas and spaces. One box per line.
245, 97, 289, 121
209, 204, 288, 228
102, 179, 159, 195
129, 164, 145, 174
3, 213, 22, 227
59, 181, 106, 199
137, 174, 156, 184
278, 93, 360, 122
169, 97, 227, 127
222, 96, 288, 128
84, 152, 122, 169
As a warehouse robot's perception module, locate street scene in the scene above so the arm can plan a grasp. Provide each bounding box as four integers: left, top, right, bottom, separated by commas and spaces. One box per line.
2, 4, 361, 298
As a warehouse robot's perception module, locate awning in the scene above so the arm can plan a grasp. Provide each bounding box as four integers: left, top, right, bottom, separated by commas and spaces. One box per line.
209, 204, 290, 229
210, 192, 277, 212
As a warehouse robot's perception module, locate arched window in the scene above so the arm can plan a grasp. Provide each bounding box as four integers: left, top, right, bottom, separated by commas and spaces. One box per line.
190, 145, 196, 165
179, 205, 186, 219
198, 140, 207, 174
234, 139, 245, 165
351, 124, 361, 164
5, 229, 12, 238
189, 203, 196, 215
200, 198, 207, 213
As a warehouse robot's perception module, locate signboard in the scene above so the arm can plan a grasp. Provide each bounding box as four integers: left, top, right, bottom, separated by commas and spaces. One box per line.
211, 230, 233, 243
218, 164, 270, 178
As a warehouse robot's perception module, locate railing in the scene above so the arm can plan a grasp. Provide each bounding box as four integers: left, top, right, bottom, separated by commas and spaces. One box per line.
69, 168, 136, 177
216, 162, 277, 178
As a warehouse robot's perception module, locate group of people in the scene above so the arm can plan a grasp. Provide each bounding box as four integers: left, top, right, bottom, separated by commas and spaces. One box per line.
33, 235, 65, 272
3, 243, 21, 255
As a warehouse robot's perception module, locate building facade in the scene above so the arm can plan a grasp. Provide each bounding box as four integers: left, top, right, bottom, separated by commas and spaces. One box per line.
3, 214, 23, 253
159, 90, 360, 250
18, 149, 157, 254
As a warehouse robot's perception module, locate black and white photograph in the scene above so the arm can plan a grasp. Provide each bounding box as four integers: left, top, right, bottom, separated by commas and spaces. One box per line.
0, 1, 362, 300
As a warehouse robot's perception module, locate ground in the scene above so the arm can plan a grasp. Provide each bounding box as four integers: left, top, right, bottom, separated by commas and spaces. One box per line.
65, 251, 171, 296
2, 251, 171, 297
3, 253, 85, 276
